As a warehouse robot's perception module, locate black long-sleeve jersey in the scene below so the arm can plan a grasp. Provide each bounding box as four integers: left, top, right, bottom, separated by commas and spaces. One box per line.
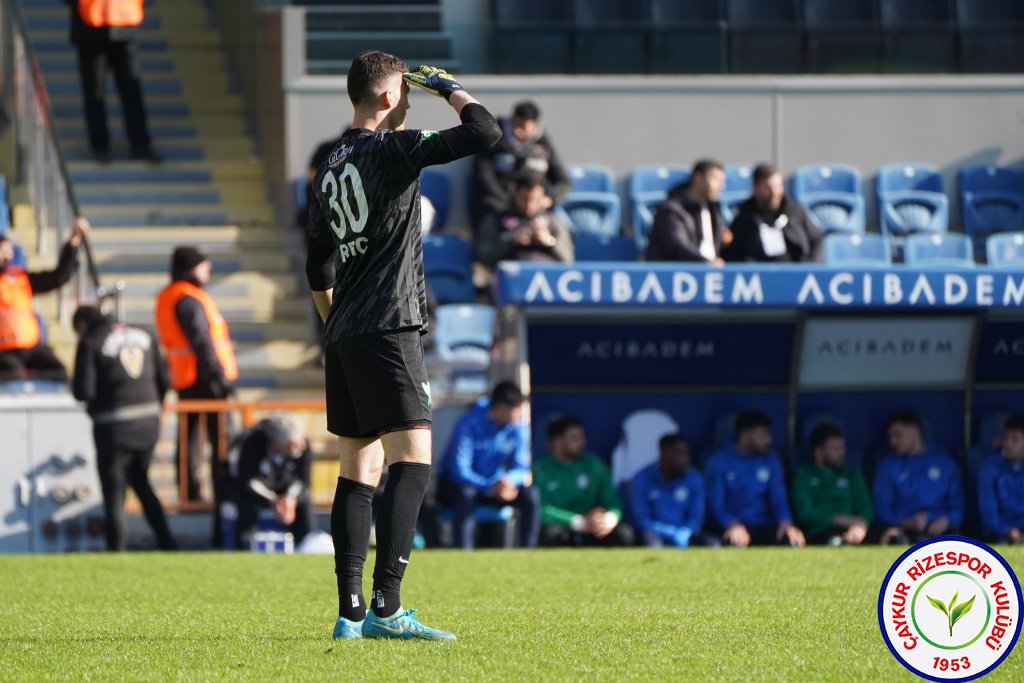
305, 102, 500, 342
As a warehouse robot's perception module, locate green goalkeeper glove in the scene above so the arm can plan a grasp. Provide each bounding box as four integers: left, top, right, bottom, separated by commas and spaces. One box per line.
403, 65, 464, 102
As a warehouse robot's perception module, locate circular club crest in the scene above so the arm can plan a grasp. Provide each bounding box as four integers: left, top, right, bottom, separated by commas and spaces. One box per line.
878, 536, 1022, 681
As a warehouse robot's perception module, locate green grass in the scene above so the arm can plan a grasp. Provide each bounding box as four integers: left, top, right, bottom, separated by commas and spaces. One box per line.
1, 548, 1022, 681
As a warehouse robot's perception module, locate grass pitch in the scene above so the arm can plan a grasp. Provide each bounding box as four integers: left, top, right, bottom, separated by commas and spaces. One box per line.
1, 547, 1022, 682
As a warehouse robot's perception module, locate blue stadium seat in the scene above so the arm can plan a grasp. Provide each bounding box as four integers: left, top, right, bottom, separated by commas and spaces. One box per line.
422, 235, 475, 304
628, 165, 689, 248
567, 164, 615, 194
649, 0, 728, 74
433, 304, 495, 394
11, 242, 27, 268
572, 0, 650, 73
720, 163, 754, 226
876, 164, 949, 236
0, 174, 6, 204
294, 176, 306, 213
726, 0, 803, 73
492, 0, 573, 74
419, 169, 451, 230
880, 0, 958, 73
956, 0, 1024, 73
903, 233, 974, 267
986, 232, 1024, 268
556, 192, 622, 238
573, 234, 639, 262
803, 0, 883, 73
958, 165, 1024, 244
792, 164, 866, 234
823, 233, 892, 266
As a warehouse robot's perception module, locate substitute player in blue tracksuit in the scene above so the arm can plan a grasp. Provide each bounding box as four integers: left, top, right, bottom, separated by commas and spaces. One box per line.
705, 411, 805, 547
873, 410, 965, 545
977, 415, 1024, 544
438, 382, 540, 548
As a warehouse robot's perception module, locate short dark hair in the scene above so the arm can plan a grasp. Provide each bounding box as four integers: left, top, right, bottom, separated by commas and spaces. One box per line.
513, 171, 545, 191
753, 163, 780, 185
72, 305, 104, 330
512, 101, 540, 121
659, 432, 688, 450
347, 50, 408, 107
734, 410, 771, 438
886, 410, 921, 431
1004, 415, 1024, 435
691, 159, 724, 177
490, 381, 524, 408
809, 422, 844, 451
547, 415, 583, 441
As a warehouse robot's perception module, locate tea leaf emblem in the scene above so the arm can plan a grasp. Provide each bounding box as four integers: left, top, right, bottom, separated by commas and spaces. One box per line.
927, 590, 976, 637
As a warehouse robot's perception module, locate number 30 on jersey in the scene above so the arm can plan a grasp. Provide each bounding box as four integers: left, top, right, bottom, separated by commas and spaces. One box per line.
321, 163, 368, 240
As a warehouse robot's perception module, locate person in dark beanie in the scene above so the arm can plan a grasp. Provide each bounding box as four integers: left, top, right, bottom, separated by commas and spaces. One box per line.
155, 246, 238, 505
72, 305, 176, 551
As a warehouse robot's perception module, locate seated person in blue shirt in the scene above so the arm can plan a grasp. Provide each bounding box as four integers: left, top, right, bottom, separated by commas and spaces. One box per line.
438, 382, 540, 549
705, 411, 805, 547
978, 415, 1024, 545
628, 433, 718, 548
873, 410, 965, 546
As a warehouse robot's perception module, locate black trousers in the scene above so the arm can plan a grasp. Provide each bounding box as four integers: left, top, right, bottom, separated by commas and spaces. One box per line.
95, 430, 175, 551
438, 480, 541, 549
237, 493, 315, 545
0, 345, 68, 381
539, 521, 636, 547
176, 383, 226, 502
75, 39, 151, 153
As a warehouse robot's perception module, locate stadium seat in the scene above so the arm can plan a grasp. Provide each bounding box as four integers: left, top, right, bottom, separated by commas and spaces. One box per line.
986, 232, 1024, 267
903, 233, 974, 267
0, 173, 6, 205
573, 234, 639, 262
611, 408, 680, 486
876, 164, 949, 236
726, 0, 803, 74
880, 0, 958, 73
803, 0, 883, 73
492, 0, 573, 74
293, 176, 306, 214
792, 164, 866, 234
572, 0, 650, 74
628, 165, 689, 248
11, 242, 27, 268
566, 164, 615, 194
823, 233, 892, 266
433, 303, 495, 394
720, 163, 754, 226
419, 169, 451, 230
958, 165, 1024, 245
422, 235, 475, 304
955, 0, 1024, 73
649, 0, 728, 74
556, 192, 622, 238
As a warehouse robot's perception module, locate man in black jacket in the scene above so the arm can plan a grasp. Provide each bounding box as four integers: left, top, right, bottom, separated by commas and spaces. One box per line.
72, 305, 176, 551
645, 159, 729, 264
724, 164, 823, 263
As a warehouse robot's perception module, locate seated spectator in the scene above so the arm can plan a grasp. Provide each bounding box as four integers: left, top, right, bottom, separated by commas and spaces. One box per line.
437, 382, 540, 549
296, 128, 348, 230
533, 416, 634, 547
236, 414, 315, 546
0, 217, 89, 381
978, 415, 1024, 544
645, 159, 731, 264
473, 100, 570, 229
476, 173, 574, 267
723, 164, 822, 263
705, 411, 805, 547
873, 410, 964, 546
628, 433, 717, 548
791, 423, 873, 545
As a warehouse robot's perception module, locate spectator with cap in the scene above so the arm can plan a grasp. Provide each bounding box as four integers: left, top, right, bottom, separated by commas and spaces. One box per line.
155, 246, 238, 504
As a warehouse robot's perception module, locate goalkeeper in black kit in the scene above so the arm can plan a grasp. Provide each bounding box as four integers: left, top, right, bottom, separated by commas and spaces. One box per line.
305, 52, 500, 641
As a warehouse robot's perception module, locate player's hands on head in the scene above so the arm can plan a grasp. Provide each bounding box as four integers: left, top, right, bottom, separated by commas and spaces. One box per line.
403, 65, 464, 101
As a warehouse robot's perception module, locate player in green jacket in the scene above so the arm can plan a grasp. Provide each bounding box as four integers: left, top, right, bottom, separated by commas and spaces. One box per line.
532, 416, 635, 546
791, 422, 873, 545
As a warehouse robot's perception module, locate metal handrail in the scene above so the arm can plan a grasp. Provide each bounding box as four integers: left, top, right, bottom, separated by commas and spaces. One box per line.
4, 0, 120, 320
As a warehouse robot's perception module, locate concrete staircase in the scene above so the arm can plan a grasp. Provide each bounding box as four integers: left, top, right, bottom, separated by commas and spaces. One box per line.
18, 0, 324, 400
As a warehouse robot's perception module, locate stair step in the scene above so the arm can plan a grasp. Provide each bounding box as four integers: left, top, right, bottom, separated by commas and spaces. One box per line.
58, 122, 199, 140
29, 37, 169, 53
23, 14, 162, 31
39, 56, 176, 74
46, 78, 182, 97
68, 160, 265, 180
104, 272, 302, 297
80, 190, 221, 205
95, 251, 293, 274
64, 146, 205, 162
55, 101, 188, 118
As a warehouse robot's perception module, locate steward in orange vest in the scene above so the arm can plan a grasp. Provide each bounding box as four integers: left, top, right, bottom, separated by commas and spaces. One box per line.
0, 220, 88, 381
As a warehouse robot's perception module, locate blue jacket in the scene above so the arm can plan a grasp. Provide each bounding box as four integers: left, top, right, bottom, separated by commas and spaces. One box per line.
872, 447, 964, 528
628, 464, 704, 543
439, 398, 531, 490
705, 447, 791, 529
978, 454, 1024, 537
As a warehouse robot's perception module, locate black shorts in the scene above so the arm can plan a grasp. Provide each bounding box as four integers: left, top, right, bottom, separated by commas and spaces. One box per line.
324, 329, 432, 438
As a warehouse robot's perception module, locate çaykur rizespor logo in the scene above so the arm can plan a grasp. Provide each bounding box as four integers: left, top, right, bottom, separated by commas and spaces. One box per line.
879, 536, 1022, 681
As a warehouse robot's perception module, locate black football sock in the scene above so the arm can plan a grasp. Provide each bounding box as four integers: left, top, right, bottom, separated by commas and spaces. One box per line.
371, 462, 430, 618
332, 477, 375, 621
